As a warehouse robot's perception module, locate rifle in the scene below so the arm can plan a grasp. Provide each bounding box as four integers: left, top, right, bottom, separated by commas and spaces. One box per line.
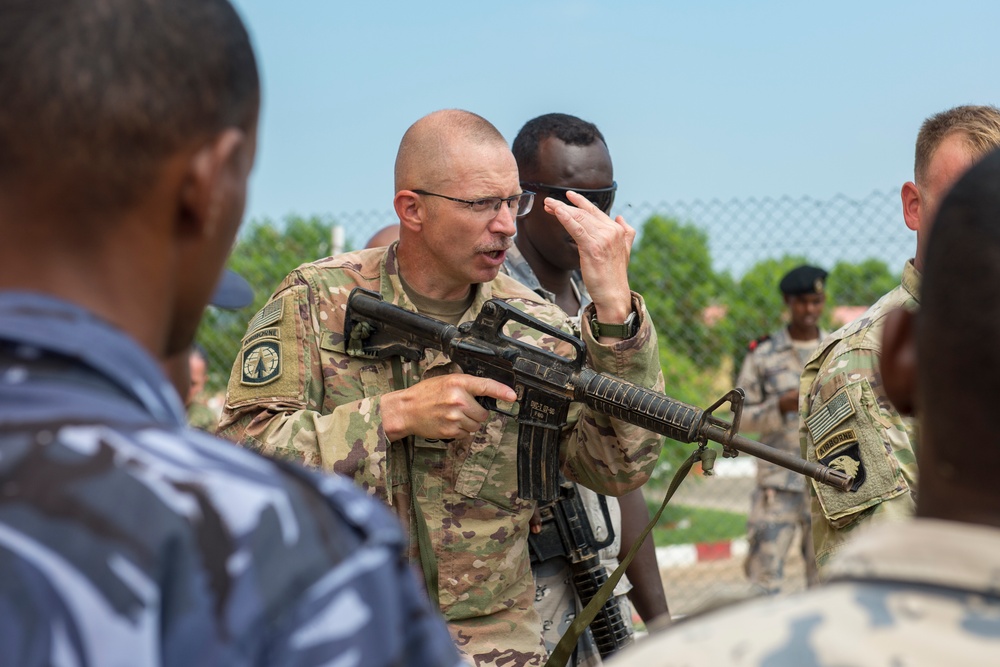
529, 483, 632, 658
343, 287, 853, 501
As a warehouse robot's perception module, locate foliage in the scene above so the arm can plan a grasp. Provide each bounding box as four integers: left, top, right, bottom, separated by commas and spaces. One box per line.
648, 503, 747, 546
826, 258, 899, 307
629, 215, 726, 368
196, 214, 339, 393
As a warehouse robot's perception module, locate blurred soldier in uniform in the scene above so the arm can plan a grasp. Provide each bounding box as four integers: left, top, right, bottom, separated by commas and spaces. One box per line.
0, 1, 461, 665
799, 105, 1000, 573
218, 108, 664, 666
505, 112, 670, 664
736, 265, 827, 593
608, 144, 1000, 667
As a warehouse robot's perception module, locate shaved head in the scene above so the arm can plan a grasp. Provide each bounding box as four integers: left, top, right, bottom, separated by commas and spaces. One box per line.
394, 109, 507, 192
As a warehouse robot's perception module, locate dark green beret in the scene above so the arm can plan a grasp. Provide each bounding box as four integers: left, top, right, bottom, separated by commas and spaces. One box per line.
779, 265, 827, 296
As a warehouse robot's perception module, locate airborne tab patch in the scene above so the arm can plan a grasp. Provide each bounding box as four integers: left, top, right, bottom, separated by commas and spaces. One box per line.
816, 428, 858, 460
242, 340, 281, 385
806, 388, 855, 443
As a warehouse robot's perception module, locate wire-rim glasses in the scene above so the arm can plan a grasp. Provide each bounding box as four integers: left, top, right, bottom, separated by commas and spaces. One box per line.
412, 189, 535, 218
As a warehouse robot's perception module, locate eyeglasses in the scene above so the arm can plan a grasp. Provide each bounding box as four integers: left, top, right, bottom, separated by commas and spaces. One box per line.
412, 189, 535, 218
520, 181, 617, 214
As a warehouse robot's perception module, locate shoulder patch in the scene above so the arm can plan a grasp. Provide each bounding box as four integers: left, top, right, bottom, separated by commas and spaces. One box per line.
806, 387, 855, 443
820, 442, 866, 492
241, 339, 282, 386
748, 334, 770, 352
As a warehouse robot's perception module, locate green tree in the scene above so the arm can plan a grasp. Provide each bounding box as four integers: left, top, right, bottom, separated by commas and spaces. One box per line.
629, 215, 724, 368
197, 214, 339, 393
826, 258, 898, 307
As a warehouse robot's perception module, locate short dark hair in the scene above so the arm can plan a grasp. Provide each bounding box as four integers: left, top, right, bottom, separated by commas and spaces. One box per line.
512, 113, 607, 174
919, 146, 1000, 478
0, 0, 259, 215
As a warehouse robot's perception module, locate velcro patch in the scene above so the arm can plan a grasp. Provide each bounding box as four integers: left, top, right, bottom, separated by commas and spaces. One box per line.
241, 339, 282, 386
816, 428, 858, 460
806, 388, 855, 442
245, 299, 284, 337
820, 442, 866, 492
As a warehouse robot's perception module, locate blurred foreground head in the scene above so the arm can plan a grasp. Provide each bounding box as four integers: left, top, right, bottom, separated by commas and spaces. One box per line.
884, 146, 1000, 524
0, 0, 260, 356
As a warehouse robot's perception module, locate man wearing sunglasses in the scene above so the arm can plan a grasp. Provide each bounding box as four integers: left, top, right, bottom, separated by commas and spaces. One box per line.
219, 109, 665, 666
504, 113, 670, 665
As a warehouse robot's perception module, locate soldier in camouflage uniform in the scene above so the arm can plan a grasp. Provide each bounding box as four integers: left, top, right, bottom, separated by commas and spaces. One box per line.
736, 265, 827, 593
0, 2, 462, 665
219, 109, 665, 666
799, 105, 1000, 573
607, 142, 1000, 667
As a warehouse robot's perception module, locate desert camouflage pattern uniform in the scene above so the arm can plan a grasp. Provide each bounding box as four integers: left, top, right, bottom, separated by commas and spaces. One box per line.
219, 243, 665, 666
798, 261, 920, 572
736, 326, 823, 593
606, 519, 1000, 666
0, 292, 462, 667
502, 244, 633, 666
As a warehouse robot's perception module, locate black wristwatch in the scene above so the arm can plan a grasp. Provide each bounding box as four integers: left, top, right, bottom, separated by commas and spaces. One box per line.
589, 310, 639, 339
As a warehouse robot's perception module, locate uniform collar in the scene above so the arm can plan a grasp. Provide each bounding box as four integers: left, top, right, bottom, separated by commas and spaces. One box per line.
381, 243, 493, 325
901, 259, 921, 302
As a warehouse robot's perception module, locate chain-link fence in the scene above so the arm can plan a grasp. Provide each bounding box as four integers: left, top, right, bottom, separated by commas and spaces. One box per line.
197, 187, 912, 618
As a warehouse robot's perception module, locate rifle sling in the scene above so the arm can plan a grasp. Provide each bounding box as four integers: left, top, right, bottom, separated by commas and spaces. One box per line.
544, 447, 704, 667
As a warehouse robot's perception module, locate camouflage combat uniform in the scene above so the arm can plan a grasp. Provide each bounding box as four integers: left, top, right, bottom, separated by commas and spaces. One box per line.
735, 326, 823, 593
186, 395, 218, 432
798, 261, 920, 572
0, 292, 462, 667
605, 519, 1000, 666
502, 244, 633, 666
219, 243, 664, 666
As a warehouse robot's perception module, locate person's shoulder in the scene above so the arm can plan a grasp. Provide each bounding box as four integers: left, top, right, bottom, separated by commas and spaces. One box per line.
295, 247, 386, 287
746, 333, 772, 353
606, 581, 891, 666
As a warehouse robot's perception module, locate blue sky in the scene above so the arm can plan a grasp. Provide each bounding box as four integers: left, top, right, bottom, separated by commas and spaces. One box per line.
229, 0, 1000, 224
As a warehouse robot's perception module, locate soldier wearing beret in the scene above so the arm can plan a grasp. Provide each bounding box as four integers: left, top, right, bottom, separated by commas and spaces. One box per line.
735, 265, 827, 593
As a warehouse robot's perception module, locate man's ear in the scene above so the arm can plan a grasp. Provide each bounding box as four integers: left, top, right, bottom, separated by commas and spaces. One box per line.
394, 190, 424, 233
881, 307, 918, 416
901, 181, 922, 233
177, 129, 247, 239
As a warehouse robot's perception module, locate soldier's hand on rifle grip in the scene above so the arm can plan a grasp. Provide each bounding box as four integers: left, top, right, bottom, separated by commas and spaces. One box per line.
380, 373, 517, 442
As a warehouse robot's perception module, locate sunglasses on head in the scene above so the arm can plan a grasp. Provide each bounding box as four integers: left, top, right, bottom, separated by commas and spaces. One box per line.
520, 181, 617, 214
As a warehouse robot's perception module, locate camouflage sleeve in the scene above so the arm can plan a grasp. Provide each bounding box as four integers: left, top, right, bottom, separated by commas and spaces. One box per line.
799, 345, 917, 571
734, 347, 783, 436
218, 272, 396, 501
560, 293, 665, 496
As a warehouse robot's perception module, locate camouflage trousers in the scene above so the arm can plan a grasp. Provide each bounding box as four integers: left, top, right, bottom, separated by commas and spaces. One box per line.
744, 487, 818, 594
534, 556, 633, 666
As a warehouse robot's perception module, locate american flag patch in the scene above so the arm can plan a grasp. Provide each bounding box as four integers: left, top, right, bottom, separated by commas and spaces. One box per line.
806, 389, 855, 443
244, 299, 284, 338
